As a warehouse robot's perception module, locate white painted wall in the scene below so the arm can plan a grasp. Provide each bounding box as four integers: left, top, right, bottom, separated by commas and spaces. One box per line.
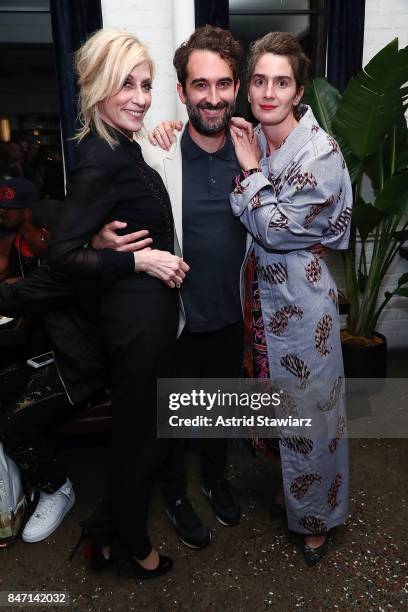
363, 0, 408, 64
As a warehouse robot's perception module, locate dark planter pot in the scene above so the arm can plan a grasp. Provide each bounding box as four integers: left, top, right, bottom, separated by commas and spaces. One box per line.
341, 332, 387, 378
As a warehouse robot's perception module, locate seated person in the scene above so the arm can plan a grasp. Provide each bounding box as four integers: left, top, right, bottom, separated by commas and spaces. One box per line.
0, 199, 151, 544
0, 177, 39, 281
0, 177, 44, 366
0, 200, 104, 544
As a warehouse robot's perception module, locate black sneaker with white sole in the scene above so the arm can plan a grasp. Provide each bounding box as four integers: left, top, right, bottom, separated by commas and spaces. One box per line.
201, 480, 241, 526
166, 498, 211, 549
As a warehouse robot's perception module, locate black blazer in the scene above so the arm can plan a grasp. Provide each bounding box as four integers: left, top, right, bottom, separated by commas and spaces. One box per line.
48, 128, 174, 290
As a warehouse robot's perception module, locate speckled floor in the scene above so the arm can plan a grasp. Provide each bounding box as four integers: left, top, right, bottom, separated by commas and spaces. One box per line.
1, 436, 407, 612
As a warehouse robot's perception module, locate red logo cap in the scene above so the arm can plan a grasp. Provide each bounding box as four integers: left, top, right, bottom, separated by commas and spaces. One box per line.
0, 186, 16, 202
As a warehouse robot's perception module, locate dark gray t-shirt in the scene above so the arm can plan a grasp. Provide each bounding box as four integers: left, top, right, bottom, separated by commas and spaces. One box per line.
181, 127, 247, 332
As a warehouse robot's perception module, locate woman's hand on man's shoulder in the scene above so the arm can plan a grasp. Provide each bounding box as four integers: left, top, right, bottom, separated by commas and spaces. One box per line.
148, 120, 184, 151
229, 117, 255, 142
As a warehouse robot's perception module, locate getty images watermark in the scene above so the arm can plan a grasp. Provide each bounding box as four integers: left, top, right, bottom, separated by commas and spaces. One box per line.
157, 378, 323, 439
157, 378, 408, 439
167, 388, 312, 429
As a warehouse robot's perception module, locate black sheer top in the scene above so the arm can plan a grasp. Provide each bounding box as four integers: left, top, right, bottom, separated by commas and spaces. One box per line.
48, 128, 174, 289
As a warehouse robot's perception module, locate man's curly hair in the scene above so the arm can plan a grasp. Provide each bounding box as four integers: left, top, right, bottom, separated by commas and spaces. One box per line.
173, 25, 243, 92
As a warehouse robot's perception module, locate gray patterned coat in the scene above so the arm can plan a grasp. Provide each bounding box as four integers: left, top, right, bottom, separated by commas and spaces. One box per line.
230, 106, 352, 534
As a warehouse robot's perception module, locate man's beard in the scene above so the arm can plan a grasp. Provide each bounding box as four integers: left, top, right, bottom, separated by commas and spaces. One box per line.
186, 100, 235, 136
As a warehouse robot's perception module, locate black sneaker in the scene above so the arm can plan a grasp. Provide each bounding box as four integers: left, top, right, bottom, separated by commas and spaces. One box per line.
201, 480, 241, 526
166, 498, 211, 549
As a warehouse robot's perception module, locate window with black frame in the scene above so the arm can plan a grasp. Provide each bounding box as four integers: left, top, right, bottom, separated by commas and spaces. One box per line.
0, 0, 65, 199
228, 0, 327, 120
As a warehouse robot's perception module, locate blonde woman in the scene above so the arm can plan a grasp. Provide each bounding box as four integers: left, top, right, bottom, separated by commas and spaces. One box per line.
48, 29, 188, 578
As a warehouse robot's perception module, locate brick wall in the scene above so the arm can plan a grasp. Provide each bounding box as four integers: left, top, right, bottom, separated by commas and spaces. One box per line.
363, 0, 408, 64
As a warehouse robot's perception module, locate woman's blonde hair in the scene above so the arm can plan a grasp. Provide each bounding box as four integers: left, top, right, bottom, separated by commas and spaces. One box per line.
74, 28, 154, 147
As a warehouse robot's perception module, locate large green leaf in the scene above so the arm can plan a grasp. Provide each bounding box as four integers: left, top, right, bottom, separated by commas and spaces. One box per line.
397, 272, 408, 287
397, 151, 408, 172
363, 104, 408, 193
352, 202, 387, 240
394, 288, 408, 297
358, 270, 367, 292
303, 78, 341, 133
374, 173, 408, 213
337, 137, 360, 184
333, 40, 408, 160
363, 124, 406, 197
363, 150, 383, 195
305, 77, 359, 183
394, 106, 408, 172
378, 103, 408, 179
392, 230, 408, 243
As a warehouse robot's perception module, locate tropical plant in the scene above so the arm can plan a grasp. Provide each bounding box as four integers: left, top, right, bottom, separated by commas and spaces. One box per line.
305, 39, 408, 340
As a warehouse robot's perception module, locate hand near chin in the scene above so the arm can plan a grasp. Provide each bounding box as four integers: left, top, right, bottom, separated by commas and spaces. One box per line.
229, 117, 255, 142
230, 126, 261, 171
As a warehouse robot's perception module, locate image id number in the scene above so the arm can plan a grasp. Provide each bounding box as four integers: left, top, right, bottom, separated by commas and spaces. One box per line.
0, 592, 69, 607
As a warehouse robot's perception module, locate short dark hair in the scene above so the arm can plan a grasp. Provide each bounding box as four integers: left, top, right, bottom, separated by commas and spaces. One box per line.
30, 199, 62, 234
246, 32, 311, 91
173, 25, 244, 92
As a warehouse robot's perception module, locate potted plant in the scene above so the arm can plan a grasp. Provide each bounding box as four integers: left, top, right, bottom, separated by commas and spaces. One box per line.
305, 39, 408, 377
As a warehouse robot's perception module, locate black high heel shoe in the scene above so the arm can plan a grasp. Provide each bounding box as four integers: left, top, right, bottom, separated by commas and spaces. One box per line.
107, 539, 173, 580
69, 514, 113, 572
130, 554, 173, 580
303, 532, 330, 567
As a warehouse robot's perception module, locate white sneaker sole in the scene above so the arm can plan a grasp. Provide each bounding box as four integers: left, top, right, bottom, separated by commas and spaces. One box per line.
22, 491, 76, 543
178, 532, 212, 549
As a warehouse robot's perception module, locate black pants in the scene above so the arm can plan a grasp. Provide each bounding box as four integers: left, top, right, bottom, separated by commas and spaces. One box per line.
0, 362, 74, 493
161, 319, 243, 504
101, 282, 178, 560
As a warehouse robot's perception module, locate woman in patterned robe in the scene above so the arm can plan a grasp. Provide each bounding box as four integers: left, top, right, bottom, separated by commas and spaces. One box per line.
230, 32, 352, 565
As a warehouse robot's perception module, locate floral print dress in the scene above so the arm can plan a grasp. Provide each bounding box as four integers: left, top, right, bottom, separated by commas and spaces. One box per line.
231, 105, 352, 534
